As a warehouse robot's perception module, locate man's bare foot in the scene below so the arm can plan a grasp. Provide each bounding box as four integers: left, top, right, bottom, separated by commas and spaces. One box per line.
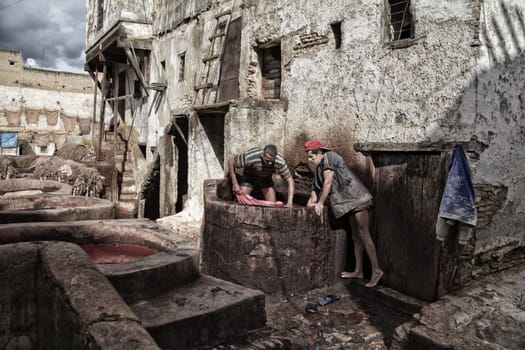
365, 270, 384, 288
340, 271, 364, 279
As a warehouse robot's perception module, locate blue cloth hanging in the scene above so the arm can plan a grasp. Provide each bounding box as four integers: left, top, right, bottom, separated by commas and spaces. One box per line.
1, 133, 18, 148
436, 144, 477, 243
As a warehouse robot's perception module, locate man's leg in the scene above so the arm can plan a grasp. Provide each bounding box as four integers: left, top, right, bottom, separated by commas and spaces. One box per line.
260, 187, 276, 202
239, 185, 253, 194
351, 210, 383, 287
341, 216, 364, 279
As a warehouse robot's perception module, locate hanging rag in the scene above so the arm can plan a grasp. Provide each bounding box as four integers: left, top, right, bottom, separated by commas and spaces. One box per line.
1, 133, 18, 148
436, 144, 477, 244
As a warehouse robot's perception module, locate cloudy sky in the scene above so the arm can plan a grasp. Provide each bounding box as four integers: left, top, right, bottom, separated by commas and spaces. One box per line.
0, 0, 87, 73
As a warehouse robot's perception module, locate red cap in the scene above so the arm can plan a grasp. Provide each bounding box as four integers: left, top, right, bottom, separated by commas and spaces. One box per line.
304, 140, 330, 152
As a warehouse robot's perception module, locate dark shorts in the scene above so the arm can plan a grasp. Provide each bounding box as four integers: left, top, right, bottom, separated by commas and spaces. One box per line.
236, 173, 273, 189
349, 200, 373, 214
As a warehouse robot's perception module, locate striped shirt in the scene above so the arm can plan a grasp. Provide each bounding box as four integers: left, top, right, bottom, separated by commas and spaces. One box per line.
234, 147, 292, 180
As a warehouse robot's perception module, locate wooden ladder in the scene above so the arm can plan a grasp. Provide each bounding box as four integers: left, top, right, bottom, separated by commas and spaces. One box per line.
193, 4, 234, 105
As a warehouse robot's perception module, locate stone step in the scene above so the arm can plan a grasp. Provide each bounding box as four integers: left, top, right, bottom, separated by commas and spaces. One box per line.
130, 274, 266, 350
119, 192, 137, 201
98, 249, 200, 304
115, 200, 137, 219
121, 181, 136, 194
102, 142, 126, 153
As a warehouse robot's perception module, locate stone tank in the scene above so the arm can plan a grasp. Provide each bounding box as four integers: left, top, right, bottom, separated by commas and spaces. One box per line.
201, 179, 337, 294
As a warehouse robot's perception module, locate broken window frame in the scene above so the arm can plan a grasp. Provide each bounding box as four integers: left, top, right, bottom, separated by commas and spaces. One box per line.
384, 0, 416, 49
257, 43, 282, 100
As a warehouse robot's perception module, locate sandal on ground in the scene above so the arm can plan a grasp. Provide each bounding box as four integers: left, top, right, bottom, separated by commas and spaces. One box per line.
318, 295, 340, 306
305, 302, 318, 314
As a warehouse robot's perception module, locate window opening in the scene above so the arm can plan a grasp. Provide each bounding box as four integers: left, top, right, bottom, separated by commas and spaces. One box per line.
331, 22, 342, 49
178, 53, 185, 82
388, 0, 412, 42
97, 0, 104, 29
134, 80, 142, 98
260, 45, 281, 100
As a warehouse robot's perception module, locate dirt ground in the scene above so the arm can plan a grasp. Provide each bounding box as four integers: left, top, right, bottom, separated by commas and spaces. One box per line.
201, 282, 412, 350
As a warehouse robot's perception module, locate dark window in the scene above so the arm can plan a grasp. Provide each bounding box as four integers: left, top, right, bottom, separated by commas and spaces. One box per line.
259, 45, 281, 100
97, 0, 104, 29
178, 53, 185, 82
134, 80, 142, 98
331, 22, 342, 49
388, 0, 412, 42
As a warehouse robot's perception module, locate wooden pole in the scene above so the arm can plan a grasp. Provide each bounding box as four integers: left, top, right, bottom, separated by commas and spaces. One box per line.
90, 65, 98, 154
97, 63, 107, 161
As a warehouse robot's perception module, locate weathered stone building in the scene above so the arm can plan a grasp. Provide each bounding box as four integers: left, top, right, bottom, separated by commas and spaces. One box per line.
84, 0, 524, 302
0, 49, 97, 155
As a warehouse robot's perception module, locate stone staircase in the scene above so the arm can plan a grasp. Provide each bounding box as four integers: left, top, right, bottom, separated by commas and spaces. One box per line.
102, 130, 138, 218
92, 219, 266, 349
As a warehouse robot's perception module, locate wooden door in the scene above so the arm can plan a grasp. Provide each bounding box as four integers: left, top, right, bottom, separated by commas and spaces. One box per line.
369, 152, 449, 301
217, 17, 241, 102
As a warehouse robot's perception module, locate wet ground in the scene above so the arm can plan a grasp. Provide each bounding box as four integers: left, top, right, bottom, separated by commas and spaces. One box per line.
200, 282, 412, 350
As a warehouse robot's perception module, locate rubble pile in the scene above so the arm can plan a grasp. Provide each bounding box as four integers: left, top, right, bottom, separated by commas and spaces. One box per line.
30, 157, 104, 197
0, 158, 15, 180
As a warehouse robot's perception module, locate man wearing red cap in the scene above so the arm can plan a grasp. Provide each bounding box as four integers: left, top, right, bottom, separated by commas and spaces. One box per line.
304, 140, 383, 287
227, 144, 295, 208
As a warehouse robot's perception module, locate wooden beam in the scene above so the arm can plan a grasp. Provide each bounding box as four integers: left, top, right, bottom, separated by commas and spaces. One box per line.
91, 66, 98, 154
97, 64, 108, 161
124, 48, 149, 97
354, 140, 487, 155
105, 94, 133, 102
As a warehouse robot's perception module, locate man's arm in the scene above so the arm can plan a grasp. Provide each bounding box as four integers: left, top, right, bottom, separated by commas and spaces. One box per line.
314, 169, 334, 216
285, 177, 295, 208
227, 155, 241, 194
307, 191, 317, 207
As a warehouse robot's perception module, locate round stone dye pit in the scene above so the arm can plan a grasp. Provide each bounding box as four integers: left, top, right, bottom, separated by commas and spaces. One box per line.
81, 243, 158, 264
0, 179, 73, 196
202, 179, 334, 293
0, 194, 114, 224
0, 219, 200, 304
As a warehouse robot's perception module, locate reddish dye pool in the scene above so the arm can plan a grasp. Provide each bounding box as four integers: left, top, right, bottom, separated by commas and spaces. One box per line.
81, 243, 158, 264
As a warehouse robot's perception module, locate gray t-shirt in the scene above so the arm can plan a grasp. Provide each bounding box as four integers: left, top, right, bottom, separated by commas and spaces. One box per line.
312, 151, 372, 218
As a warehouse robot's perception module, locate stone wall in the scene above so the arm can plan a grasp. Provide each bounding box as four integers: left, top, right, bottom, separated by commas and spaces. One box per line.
0, 241, 159, 349
0, 49, 98, 155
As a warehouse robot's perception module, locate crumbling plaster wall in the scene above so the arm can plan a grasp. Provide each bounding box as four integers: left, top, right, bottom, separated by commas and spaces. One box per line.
242, 0, 480, 162
148, 16, 205, 217
439, 0, 525, 257
86, 0, 154, 45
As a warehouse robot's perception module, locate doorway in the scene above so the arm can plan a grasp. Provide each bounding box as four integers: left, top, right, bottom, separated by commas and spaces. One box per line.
368, 151, 449, 301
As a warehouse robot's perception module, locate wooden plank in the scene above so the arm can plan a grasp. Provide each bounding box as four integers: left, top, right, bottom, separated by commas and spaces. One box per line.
370, 153, 446, 302
354, 141, 487, 154
217, 17, 241, 102
96, 64, 108, 161
124, 48, 149, 97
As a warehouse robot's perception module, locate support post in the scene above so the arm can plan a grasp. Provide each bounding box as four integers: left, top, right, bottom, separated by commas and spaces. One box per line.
97, 63, 108, 161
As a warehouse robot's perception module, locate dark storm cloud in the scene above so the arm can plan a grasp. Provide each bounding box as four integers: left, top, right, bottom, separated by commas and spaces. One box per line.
0, 0, 86, 72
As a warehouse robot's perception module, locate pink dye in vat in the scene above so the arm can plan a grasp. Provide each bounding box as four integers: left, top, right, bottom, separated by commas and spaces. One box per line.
81, 243, 157, 264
